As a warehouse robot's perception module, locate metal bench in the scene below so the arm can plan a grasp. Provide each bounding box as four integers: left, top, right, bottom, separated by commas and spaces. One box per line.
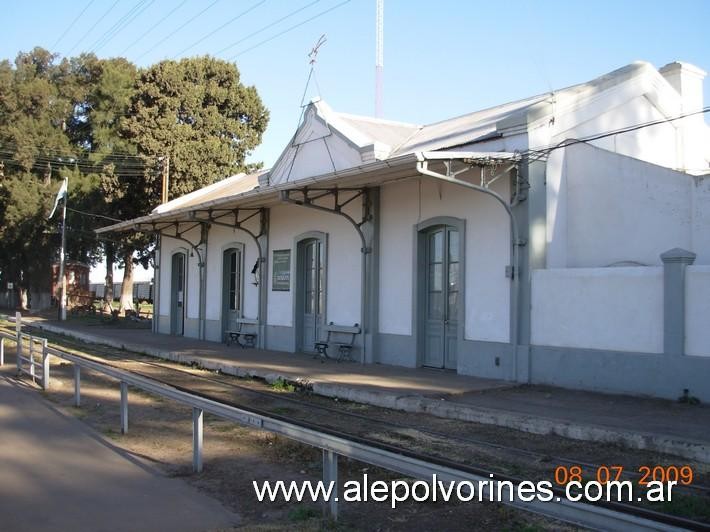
225, 318, 259, 348
314, 323, 360, 362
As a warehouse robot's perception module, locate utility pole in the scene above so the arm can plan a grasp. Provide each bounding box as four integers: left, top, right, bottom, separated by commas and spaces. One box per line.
161, 155, 170, 204
375, 0, 384, 117
48, 177, 69, 320
59, 183, 68, 321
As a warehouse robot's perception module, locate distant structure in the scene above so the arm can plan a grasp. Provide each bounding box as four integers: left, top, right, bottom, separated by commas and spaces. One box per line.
375, 0, 383, 117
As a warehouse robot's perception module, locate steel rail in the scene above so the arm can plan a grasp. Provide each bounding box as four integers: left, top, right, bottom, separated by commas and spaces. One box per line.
27, 344, 700, 531
5, 324, 710, 498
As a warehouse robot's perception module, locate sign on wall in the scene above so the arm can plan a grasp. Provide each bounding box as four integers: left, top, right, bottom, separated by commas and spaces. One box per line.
272, 249, 291, 291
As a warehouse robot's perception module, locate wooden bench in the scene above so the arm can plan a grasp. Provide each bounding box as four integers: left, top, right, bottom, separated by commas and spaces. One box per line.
225, 318, 259, 348
314, 323, 361, 362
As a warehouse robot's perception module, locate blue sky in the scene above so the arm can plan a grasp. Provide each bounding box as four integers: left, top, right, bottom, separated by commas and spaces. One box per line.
2, 0, 709, 168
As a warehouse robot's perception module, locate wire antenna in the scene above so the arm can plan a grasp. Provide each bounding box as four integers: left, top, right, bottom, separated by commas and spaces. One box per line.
308, 34, 327, 65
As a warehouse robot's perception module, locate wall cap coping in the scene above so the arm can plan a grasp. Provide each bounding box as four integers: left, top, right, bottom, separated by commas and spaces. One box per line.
660, 248, 697, 264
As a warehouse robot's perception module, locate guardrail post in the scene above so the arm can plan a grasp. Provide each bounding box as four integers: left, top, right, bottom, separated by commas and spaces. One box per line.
322, 449, 339, 520
74, 366, 81, 407
1, 337, 4, 366
193, 407, 204, 473
29, 336, 35, 381
16, 312, 22, 372
41, 339, 49, 390
120, 382, 128, 434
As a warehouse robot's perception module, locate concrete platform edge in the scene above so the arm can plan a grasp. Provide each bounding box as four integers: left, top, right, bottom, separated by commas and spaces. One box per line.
32, 322, 710, 463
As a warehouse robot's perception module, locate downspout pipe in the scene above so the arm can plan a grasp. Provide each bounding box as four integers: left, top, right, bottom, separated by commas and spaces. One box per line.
414, 154, 524, 382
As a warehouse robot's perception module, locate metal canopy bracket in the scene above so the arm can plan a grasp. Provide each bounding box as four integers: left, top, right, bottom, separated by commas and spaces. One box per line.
280, 186, 375, 365
280, 188, 372, 253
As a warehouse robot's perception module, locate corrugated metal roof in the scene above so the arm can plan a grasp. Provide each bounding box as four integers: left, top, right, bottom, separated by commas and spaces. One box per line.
152, 171, 264, 215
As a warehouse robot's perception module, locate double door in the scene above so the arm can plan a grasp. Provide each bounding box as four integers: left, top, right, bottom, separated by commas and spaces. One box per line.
423, 226, 459, 369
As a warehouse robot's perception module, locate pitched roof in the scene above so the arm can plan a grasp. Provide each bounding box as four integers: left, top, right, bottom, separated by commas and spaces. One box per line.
153, 171, 264, 214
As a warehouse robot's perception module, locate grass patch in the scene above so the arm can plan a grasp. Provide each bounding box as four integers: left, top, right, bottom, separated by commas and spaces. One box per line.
270, 378, 296, 393
655, 492, 710, 521
288, 505, 320, 522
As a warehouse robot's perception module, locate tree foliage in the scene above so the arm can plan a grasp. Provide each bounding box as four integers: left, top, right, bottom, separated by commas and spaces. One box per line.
0, 49, 268, 311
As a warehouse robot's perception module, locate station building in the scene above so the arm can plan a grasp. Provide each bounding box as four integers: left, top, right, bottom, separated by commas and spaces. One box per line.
100, 61, 710, 401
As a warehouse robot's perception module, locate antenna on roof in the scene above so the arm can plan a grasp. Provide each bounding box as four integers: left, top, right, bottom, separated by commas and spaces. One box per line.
296, 34, 327, 130
299, 34, 327, 109
309, 34, 327, 66
375, 0, 384, 117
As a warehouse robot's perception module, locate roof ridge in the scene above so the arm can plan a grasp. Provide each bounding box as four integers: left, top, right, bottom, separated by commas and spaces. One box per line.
336, 111, 421, 129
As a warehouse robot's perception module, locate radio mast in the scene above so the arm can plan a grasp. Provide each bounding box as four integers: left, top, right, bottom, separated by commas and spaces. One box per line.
375, 0, 384, 117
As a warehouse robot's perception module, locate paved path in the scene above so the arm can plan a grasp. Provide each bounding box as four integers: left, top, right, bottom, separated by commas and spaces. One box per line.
0, 375, 239, 532
22, 319, 710, 462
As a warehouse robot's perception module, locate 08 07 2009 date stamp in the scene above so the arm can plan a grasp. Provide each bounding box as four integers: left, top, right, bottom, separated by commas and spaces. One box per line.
553, 464, 694, 486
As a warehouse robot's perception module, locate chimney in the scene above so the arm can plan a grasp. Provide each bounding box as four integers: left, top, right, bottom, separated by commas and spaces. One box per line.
659, 61, 706, 114
659, 61, 707, 172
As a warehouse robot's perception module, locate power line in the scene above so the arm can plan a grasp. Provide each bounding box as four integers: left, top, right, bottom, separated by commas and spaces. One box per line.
523, 106, 710, 161
67, 207, 123, 223
51, 0, 96, 50
118, 0, 190, 55
66, 0, 121, 55
228, 0, 351, 60
0, 140, 153, 161
214, 0, 321, 56
92, 0, 157, 54
135, 0, 221, 62
89, 0, 147, 52
172, 0, 267, 59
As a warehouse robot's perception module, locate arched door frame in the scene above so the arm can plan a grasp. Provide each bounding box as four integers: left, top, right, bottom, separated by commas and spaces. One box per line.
293, 231, 328, 352
170, 248, 189, 336
412, 216, 466, 369
220, 242, 246, 339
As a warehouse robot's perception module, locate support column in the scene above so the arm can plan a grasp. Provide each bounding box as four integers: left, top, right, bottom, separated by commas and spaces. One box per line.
257, 209, 270, 349
511, 159, 542, 383
361, 188, 380, 364
0, 338, 4, 366
120, 382, 128, 434
322, 449, 338, 520
152, 235, 161, 334
660, 248, 695, 357
198, 223, 210, 341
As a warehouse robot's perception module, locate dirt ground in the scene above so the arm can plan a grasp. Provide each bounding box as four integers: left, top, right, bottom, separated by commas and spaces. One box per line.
3, 324, 709, 530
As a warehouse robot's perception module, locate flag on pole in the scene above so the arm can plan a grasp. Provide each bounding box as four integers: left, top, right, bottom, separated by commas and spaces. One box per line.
48, 177, 68, 219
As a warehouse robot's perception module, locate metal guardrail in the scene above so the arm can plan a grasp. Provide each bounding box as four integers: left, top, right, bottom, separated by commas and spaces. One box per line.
0, 317, 694, 531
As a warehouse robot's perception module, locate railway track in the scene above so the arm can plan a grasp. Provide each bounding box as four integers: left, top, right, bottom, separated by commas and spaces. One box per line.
5, 324, 710, 529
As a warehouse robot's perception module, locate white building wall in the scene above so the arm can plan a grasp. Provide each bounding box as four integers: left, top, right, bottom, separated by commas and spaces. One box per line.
157, 226, 200, 334
204, 223, 261, 323
686, 266, 710, 357
379, 175, 511, 343
531, 267, 663, 354
267, 202, 362, 328
546, 143, 709, 268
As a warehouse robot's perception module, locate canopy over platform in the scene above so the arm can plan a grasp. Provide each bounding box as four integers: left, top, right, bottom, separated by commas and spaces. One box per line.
96, 150, 519, 234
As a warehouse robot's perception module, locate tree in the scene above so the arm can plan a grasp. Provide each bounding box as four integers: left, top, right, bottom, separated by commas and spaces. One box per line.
71, 56, 140, 312
0, 48, 87, 308
113, 56, 269, 312
0, 49, 137, 310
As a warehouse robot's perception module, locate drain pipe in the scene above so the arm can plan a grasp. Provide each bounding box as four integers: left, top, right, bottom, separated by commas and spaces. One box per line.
415, 154, 524, 382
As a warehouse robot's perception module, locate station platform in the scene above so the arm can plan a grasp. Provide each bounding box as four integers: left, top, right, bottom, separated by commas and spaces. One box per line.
21, 317, 710, 463
0, 374, 239, 532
